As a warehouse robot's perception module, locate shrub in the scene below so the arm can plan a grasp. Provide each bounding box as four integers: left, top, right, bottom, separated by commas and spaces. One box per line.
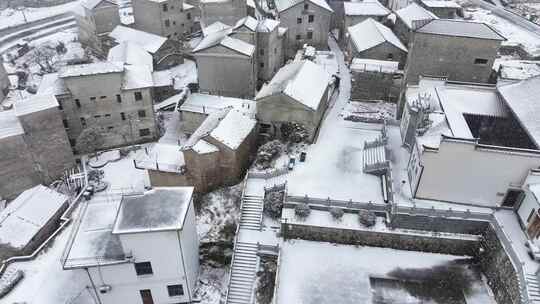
294, 203, 311, 218
330, 207, 344, 219
264, 191, 284, 219
255, 140, 283, 169
358, 209, 376, 227
281, 122, 309, 143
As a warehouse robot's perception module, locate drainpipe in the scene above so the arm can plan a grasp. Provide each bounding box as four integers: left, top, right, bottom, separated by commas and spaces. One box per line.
177, 229, 193, 303
85, 267, 103, 304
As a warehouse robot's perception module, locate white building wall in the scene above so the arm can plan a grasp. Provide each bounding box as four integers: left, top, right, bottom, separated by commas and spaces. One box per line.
414, 138, 540, 206
179, 201, 199, 296
517, 171, 540, 226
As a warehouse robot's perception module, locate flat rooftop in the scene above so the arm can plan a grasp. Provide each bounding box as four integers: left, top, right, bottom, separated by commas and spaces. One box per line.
416, 19, 506, 41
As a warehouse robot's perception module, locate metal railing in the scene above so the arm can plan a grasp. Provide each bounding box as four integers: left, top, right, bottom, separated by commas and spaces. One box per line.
286, 195, 387, 212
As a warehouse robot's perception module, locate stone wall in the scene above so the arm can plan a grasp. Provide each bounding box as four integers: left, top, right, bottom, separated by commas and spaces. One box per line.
0, 135, 39, 200
476, 224, 522, 304
350, 70, 401, 102
392, 213, 490, 235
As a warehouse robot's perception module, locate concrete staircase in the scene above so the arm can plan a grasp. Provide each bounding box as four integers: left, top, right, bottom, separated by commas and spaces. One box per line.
226, 242, 259, 304
525, 273, 540, 303
362, 139, 388, 175
239, 195, 264, 230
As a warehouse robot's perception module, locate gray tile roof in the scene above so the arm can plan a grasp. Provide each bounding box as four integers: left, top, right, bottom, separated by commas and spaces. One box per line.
416, 19, 506, 41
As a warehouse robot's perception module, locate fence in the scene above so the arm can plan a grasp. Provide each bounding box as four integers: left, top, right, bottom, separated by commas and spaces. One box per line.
247, 166, 288, 179
286, 195, 389, 213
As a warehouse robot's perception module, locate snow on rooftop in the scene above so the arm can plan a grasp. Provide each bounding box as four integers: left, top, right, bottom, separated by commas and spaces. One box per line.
14, 94, 59, 116
192, 139, 219, 154
529, 183, 540, 202
58, 61, 124, 78
193, 27, 254, 56
421, 0, 461, 8
112, 187, 194, 234
109, 25, 167, 54
134, 143, 185, 173
108, 41, 154, 71
395, 3, 438, 29
350, 58, 399, 73
275, 0, 333, 13
210, 109, 256, 150
122, 65, 154, 90
417, 19, 506, 41
184, 107, 230, 148
0, 110, 24, 139
37, 73, 69, 96
348, 18, 408, 53
498, 76, 540, 148
344, 1, 390, 16
83, 0, 117, 9
221, 36, 256, 56
202, 21, 231, 36
256, 60, 331, 110
257, 18, 280, 32
234, 16, 258, 31
180, 93, 256, 116
152, 70, 173, 87
0, 185, 67, 249
494, 59, 540, 80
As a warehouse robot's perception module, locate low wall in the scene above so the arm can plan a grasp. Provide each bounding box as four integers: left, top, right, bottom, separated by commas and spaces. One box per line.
392, 213, 490, 235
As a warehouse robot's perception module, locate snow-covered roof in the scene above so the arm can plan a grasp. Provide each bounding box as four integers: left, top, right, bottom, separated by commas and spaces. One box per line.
122, 65, 154, 90
275, 0, 333, 13
278, 27, 288, 37
107, 41, 153, 71
498, 76, 540, 148
134, 142, 185, 173
193, 28, 255, 56
350, 58, 399, 73
421, 0, 461, 8
395, 3, 438, 29
112, 187, 194, 234
109, 25, 167, 54
529, 184, 540, 202
348, 18, 407, 53
257, 18, 280, 33
183, 107, 230, 149
202, 21, 231, 36
192, 139, 219, 154
416, 19, 506, 41
183, 2, 195, 9
83, 0, 117, 9
234, 16, 258, 32
152, 70, 173, 87
14, 94, 60, 116
180, 93, 256, 116
256, 60, 332, 110
209, 109, 256, 150
37, 73, 69, 96
0, 185, 67, 249
344, 1, 390, 16
0, 110, 24, 139
58, 61, 124, 78
495, 60, 540, 80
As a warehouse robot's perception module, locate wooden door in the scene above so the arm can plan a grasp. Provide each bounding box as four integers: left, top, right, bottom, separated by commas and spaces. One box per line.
140, 289, 154, 304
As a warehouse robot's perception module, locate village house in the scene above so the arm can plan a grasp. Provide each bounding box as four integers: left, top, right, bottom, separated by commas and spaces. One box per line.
255, 59, 332, 142
256, 18, 286, 82
350, 58, 402, 102
515, 169, 540, 239
0, 185, 68, 259
132, 0, 197, 39
200, 0, 247, 27
342, 0, 390, 38
394, 3, 438, 46
75, 3, 104, 53
274, 0, 334, 58
108, 41, 155, 71
0, 60, 9, 102
38, 62, 158, 151
109, 25, 184, 70
62, 187, 199, 304
400, 76, 540, 208
83, 0, 121, 35
418, 0, 462, 19
193, 24, 256, 98
135, 97, 257, 192
346, 18, 408, 68
0, 95, 75, 200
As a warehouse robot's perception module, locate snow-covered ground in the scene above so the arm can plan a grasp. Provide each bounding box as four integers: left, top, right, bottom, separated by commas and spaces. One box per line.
275, 239, 495, 304
494, 57, 540, 80
0, 1, 83, 30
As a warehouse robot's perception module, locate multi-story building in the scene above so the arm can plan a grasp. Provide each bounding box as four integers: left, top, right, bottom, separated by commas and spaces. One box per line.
62, 187, 199, 304
418, 0, 462, 19
274, 0, 334, 58
342, 0, 390, 35
394, 3, 438, 47
38, 62, 158, 150
0, 95, 75, 199
132, 0, 197, 39
0, 59, 9, 102
200, 0, 247, 27
83, 0, 121, 35
256, 18, 286, 82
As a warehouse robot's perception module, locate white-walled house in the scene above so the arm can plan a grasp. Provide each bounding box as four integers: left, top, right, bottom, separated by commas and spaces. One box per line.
516, 169, 540, 239
62, 187, 199, 304
83, 0, 121, 35
401, 76, 540, 208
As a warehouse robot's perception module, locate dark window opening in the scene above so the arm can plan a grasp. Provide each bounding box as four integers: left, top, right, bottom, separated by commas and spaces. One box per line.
162, 3, 168, 11
187, 12, 191, 20
307, 31, 313, 39
121, 112, 126, 120
62, 119, 69, 128
260, 62, 264, 68
304, 3, 309, 9
139, 128, 151, 137
134, 262, 153, 276
134, 92, 143, 101
296, 34, 301, 40
140, 289, 154, 304
116, 94, 122, 103
75, 99, 81, 108
165, 19, 170, 27
167, 284, 184, 297
80, 117, 87, 127
502, 189, 524, 207
308, 15, 314, 22
138, 110, 146, 118
100, 96, 106, 99
297, 17, 302, 24
474, 58, 488, 65
90, 97, 96, 101
58, 100, 63, 110
69, 139, 76, 147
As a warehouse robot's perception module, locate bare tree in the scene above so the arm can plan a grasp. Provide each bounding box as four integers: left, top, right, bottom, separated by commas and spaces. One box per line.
75, 127, 105, 155
28, 45, 58, 73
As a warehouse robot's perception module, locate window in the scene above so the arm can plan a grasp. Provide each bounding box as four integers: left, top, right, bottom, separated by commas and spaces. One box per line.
134, 92, 143, 101
297, 17, 302, 24
75, 99, 81, 108
107, 126, 114, 130
260, 48, 264, 55
167, 284, 184, 297
304, 3, 309, 9
260, 62, 264, 68
69, 139, 76, 147
308, 15, 314, 22
274, 47, 277, 54
187, 12, 191, 20
90, 97, 96, 101
387, 53, 394, 60
100, 96, 106, 99
116, 94, 122, 103
138, 110, 146, 118
121, 112, 126, 120
165, 19, 170, 27
105, 114, 111, 118
94, 115, 101, 119
140, 289, 154, 304
474, 58, 488, 65
307, 31, 313, 39
58, 100, 63, 110
80, 117, 87, 127
139, 128, 151, 137
62, 119, 69, 128
167, 34, 171, 39
173, 21, 176, 25
296, 34, 301, 40
162, 3, 168, 11
134, 262, 153, 276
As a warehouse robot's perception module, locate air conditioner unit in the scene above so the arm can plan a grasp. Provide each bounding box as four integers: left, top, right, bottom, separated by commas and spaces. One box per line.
99, 285, 112, 294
